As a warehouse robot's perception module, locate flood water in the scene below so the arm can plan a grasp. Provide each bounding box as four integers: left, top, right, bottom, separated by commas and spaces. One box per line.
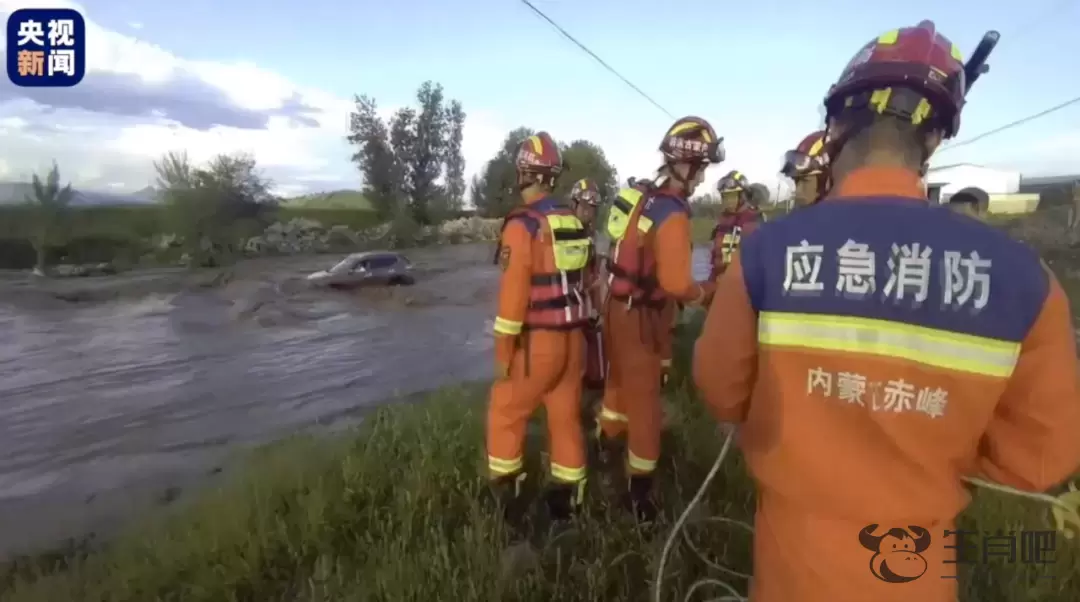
0, 243, 712, 558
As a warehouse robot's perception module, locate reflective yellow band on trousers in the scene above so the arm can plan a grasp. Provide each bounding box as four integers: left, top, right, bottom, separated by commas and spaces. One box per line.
757, 311, 1021, 378
628, 451, 657, 473
488, 455, 523, 476
600, 406, 628, 422
551, 462, 586, 483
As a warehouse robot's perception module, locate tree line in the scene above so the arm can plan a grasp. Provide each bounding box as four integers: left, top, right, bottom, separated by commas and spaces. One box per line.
12, 78, 779, 274
348, 81, 623, 220
10, 152, 283, 273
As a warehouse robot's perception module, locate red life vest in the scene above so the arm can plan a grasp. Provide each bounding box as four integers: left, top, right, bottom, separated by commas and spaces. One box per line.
604, 186, 690, 309
710, 206, 764, 276
496, 201, 592, 331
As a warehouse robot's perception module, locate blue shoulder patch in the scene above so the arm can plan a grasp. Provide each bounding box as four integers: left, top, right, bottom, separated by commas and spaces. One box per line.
739, 198, 1048, 342
505, 197, 576, 238
641, 193, 689, 226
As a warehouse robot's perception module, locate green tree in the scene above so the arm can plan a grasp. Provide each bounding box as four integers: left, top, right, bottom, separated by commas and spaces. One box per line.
443, 100, 467, 214
409, 81, 448, 224
24, 161, 75, 275
469, 129, 619, 219
470, 127, 535, 218
346, 81, 466, 226
555, 139, 619, 203
155, 151, 276, 267
347, 95, 401, 220
388, 107, 418, 203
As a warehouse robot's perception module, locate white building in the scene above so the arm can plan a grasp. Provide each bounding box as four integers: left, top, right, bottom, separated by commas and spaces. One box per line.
924, 163, 1020, 204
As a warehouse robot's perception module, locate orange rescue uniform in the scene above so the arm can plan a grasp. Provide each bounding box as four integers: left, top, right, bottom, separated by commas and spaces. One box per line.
694, 167, 1080, 602
709, 206, 765, 280
600, 186, 714, 475
488, 195, 592, 486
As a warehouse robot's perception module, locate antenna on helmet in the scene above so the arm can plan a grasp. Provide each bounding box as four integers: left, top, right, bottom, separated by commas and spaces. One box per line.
959, 30, 1001, 96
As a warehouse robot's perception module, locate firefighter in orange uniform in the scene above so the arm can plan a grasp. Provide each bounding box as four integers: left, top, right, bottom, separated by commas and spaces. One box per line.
709, 170, 766, 281
780, 129, 830, 208
694, 21, 1080, 602
487, 132, 593, 531
598, 116, 723, 520
569, 178, 607, 393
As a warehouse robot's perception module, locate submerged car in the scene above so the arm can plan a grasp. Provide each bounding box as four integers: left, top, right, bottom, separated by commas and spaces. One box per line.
305, 251, 415, 288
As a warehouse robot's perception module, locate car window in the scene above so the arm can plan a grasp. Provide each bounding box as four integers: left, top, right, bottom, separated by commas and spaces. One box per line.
368, 256, 398, 269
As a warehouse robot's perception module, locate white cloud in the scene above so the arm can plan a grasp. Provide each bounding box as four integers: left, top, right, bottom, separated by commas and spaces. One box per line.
6, 0, 1070, 206
0, 0, 513, 198
0, 0, 792, 202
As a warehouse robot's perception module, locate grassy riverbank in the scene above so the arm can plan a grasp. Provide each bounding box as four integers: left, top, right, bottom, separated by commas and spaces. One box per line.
2, 316, 1078, 601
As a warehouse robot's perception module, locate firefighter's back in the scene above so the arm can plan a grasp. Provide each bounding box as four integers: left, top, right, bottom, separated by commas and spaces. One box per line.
738, 197, 1047, 521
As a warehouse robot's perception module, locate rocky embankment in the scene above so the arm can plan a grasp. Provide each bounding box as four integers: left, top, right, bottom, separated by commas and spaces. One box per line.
28, 216, 505, 280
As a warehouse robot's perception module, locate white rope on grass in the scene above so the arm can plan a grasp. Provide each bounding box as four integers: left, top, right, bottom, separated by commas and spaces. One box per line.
653, 427, 1080, 602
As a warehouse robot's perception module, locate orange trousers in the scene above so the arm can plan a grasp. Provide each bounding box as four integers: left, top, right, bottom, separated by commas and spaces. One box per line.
598, 301, 675, 475
750, 493, 959, 602
486, 329, 586, 484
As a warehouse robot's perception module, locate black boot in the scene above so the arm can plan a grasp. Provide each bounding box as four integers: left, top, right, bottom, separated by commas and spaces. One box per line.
486, 472, 530, 540
544, 480, 585, 523
623, 474, 658, 524
592, 431, 623, 470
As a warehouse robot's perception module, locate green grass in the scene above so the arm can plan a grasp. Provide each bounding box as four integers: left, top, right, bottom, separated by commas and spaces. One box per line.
1, 314, 1076, 601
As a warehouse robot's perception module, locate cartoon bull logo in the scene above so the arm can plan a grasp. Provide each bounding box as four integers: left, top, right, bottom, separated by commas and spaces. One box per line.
858, 524, 932, 583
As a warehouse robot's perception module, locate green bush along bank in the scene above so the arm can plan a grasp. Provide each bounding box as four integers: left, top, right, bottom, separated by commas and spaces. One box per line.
1, 314, 1075, 601
0, 204, 386, 270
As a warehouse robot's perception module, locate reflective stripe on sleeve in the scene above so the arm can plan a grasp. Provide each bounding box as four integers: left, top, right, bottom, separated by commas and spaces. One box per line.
493, 316, 523, 336
757, 311, 1021, 378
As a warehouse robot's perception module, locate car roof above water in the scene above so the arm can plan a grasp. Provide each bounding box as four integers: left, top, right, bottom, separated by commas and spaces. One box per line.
343, 251, 401, 262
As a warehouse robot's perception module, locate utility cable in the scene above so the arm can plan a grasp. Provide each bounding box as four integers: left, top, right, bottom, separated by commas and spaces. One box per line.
516, 0, 675, 119
937, 0, 1080, 153
939, 94, 1080, 154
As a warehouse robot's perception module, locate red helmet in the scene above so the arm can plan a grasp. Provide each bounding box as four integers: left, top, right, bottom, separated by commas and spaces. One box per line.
515, 132, 563, 175
659, 116, 725, 164
717, 170, 750, 194
781, 130, 828, 178
825, 20, 966, 138
570, 178, 600, 206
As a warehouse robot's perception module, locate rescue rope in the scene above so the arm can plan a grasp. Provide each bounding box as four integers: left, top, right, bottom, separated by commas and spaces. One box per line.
654, 428, 1080, 602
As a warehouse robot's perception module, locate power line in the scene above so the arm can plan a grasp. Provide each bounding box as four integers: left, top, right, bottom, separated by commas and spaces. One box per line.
516, 0, 675, 119
938, 94, 1080, 153
938, 0, 1079, 153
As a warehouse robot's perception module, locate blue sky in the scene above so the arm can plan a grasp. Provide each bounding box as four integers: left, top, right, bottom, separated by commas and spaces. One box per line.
1, 0, 1079, 196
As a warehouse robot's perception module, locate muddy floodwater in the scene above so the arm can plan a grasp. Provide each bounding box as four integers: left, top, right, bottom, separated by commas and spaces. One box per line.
0, 243, 713, 559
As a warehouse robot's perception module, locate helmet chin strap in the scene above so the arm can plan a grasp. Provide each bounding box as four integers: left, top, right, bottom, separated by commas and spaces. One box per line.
662, 161, 702, 192
517, 171, 554, 191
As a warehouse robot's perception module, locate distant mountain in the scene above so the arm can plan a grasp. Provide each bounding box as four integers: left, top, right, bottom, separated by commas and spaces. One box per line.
283, 189, 372, 210
0, 181, 160, 206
